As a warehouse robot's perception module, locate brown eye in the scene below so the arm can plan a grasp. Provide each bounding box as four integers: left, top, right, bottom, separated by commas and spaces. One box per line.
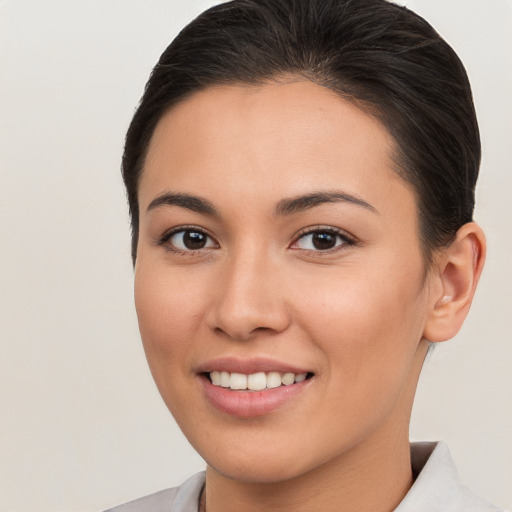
183, 231, 208, 249
311, 232, 337, 250
167, 229, 217, 251
293, 229, 351, 252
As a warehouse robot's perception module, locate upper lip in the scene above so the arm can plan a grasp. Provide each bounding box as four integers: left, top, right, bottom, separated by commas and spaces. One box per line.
195, 357, 312, 375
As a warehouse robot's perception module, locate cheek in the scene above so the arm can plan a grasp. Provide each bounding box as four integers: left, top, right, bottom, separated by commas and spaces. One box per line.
295, 262, 427, 386
133, 261, 218, 429
133, 262, 209, 372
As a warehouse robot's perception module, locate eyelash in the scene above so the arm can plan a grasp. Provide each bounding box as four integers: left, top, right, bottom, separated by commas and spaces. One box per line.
291, 226, 356, 254
157, 225, 218, 255
156, 225, 356, 255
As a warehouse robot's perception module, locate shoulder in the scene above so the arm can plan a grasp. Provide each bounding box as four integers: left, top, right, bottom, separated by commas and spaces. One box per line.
395, 442, 504, 512
103, 487, 180, 512
103, 472, 205, 512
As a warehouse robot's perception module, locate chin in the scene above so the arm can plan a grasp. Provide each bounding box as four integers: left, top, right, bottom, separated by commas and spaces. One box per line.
206, 454, 313, 484
194, 424, 350, 485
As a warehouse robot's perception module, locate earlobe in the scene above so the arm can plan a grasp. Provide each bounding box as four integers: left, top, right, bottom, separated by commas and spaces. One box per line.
423, 222, 486, 343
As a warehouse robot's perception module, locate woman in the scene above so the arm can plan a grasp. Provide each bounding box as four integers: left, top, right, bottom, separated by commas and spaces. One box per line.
106, 0, 501, 510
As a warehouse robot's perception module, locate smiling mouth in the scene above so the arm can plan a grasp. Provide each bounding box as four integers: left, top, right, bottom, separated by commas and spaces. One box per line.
205, 371, 314, 391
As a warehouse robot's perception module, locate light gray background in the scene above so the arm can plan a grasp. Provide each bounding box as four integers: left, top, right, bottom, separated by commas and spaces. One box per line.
0, 1, 510, 511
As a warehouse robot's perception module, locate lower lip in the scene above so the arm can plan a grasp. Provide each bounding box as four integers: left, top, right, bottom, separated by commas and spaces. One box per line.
200, 375, 312, 418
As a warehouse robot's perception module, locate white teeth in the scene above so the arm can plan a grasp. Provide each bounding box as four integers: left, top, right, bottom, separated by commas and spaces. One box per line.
230, 372, 247, 390
281, 373, 295, 386
211, 371, 221, 386
266, 371, 282, 389
247, 372, 267, 391
208, 370, 309, 390
220, 371, 230, 387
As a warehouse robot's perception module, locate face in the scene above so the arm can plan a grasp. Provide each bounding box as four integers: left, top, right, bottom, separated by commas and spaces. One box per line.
134, 80, 434, 483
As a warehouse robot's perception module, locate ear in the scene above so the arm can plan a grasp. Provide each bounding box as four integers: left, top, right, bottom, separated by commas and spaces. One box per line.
423, 222, 486, 343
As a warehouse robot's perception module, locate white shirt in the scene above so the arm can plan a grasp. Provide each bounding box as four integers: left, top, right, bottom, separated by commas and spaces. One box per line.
104, 442, 504, 512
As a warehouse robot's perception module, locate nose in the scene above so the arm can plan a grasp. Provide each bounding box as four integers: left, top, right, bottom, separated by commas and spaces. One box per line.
207, 250, 291, 341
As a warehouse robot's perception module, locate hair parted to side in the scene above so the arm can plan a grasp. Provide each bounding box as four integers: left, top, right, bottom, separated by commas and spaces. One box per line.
122, 0, 480, 264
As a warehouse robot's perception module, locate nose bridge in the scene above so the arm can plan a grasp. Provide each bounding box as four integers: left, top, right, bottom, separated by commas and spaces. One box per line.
209, 243, 289, 340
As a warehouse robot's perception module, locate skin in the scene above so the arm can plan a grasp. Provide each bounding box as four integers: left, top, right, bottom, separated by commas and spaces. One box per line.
134, 80, 485, 512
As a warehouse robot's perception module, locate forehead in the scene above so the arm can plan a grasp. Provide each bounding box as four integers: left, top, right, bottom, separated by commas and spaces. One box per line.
140, 80, 415, 221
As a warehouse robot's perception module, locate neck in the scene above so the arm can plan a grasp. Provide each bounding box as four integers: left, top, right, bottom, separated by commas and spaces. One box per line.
204, 429, 413, 512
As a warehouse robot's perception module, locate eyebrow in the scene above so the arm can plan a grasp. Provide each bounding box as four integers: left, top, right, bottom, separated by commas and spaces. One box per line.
275, 191, 377, 216
146, 190, 377, 217
146, 192, 218, 216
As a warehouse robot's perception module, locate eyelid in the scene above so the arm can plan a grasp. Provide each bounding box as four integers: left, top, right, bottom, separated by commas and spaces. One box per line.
155, 224, 355, 254
157, 225, 219, 252
290, 225, 356, 252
